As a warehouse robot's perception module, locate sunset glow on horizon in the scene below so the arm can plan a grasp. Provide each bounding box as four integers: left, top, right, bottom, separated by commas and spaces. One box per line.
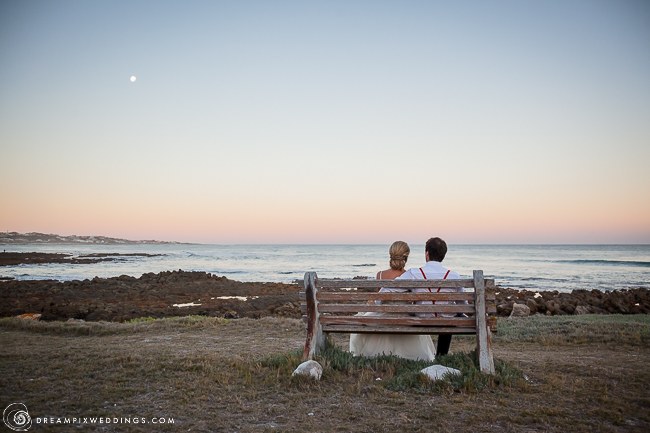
1, 1, 649, 245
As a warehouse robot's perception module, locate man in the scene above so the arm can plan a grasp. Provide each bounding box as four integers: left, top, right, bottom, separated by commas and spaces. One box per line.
396, 236, 462, 357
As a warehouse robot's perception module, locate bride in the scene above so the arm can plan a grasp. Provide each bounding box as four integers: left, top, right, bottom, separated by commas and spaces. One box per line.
349, 241, 436, 361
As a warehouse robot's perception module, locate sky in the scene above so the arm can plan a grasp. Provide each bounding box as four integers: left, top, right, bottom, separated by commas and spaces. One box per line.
1, 0, 649, 244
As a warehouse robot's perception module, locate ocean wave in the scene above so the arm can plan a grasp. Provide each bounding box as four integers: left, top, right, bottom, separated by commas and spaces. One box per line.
184, 252, 211, 258
556, 259, 650, 267
352, 264, 376, 267
520, 277, 571, 282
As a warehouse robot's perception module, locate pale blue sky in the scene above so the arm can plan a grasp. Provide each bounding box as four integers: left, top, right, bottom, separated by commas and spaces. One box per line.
1, 0, 649, 243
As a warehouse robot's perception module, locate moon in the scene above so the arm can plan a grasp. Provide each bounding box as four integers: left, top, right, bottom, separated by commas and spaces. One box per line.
130, 75, 137, 83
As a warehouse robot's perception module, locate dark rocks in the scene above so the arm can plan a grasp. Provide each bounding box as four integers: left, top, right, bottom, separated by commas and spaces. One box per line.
0, 252, 166, 266
497, 301, 514, 316
525, 299, 538, 315
545, 300, 563, 315
0, 270, 300, 322
494, 287, 650, 317
0, 252, 72, 266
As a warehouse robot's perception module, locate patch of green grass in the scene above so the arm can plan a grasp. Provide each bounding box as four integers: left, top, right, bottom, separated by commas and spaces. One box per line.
496, 314, 650, 346
0, 316, 130, 335
387, 350, 525, 393
0, 315, 231, 336
125, 316, 158, 324
259, 349, 304, 375
320, 343, 431, 373
259, 344, 526, 395
147, 315, 231, 329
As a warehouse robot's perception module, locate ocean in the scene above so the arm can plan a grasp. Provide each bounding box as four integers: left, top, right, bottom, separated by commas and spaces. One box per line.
1, 243, 649, 293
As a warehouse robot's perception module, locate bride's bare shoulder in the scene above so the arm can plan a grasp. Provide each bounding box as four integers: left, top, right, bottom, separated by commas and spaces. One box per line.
377, 269, 405, 280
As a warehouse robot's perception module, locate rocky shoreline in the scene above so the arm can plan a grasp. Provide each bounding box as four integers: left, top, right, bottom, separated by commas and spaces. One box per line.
495, 286, 649, 316
1, 270, 648, 322
0, 252, 164, 267
0, 271, 298, 322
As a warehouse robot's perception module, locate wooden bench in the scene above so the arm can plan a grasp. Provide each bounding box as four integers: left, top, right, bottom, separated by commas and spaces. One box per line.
300, 270, 497, 374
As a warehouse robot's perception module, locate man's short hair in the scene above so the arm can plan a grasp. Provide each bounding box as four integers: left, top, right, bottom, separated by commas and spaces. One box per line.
425, 237, 447, 262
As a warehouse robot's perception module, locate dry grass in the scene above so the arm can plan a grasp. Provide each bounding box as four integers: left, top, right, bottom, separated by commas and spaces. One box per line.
496, 314, 650, 345
1, 315, 649, 432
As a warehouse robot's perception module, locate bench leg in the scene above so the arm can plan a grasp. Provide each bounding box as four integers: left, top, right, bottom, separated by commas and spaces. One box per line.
474, 270, 496, 374
303, 325, 328, 360
303, 271, 327, 360
476, 327, 495, 374
436, 334, 452, 357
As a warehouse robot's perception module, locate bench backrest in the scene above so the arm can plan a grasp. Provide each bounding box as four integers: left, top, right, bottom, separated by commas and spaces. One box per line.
301, 270, 496, 334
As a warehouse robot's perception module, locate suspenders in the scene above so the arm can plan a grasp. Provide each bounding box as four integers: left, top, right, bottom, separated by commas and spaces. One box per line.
419, 267, 451, 291
419, 267, 451, 317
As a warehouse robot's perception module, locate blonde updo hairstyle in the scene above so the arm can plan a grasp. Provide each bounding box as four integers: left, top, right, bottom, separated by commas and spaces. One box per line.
388, 241, 410, 271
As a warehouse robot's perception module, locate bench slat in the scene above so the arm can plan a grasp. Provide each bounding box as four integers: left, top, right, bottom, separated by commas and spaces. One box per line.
322, 325, 479, 334
320, 316, 476, 327
318, 304, 478, 314
315, 279, 495, 289
321, 317, 498, 332
315, 292, 495, 302
300, 291, 496, 302
301, 304, 497, 314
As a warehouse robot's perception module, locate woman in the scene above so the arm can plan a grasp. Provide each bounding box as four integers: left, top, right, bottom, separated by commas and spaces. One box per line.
349, 241, 436, 361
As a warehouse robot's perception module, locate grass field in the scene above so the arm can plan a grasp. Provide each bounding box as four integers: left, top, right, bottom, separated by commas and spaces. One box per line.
1, 315, 649, 432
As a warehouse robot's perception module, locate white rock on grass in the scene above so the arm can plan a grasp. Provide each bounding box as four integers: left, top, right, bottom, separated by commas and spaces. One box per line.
421, 365, 461, 382
292, 360, 323, 380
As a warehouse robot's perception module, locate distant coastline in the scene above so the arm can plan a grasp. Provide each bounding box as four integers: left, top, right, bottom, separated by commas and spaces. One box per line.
0, 232, 182, 245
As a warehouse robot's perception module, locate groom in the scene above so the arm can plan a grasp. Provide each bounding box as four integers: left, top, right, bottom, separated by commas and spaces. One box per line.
396, 236, 462, 357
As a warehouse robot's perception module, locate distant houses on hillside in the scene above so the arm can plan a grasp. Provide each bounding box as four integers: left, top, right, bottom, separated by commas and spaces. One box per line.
0, 232, 178, 245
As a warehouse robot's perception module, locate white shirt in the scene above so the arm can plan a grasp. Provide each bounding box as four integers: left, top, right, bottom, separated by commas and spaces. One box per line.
399, 260, 461, 290
380, 261, 463, 317
379, 261, 461, 292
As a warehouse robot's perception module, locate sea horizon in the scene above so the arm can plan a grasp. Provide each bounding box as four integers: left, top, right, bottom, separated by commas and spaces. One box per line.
1, 243, 648, 293
2, 229, 649, 247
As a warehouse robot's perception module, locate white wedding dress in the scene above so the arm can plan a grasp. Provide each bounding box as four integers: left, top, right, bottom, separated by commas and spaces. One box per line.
349, 318, 436, 361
